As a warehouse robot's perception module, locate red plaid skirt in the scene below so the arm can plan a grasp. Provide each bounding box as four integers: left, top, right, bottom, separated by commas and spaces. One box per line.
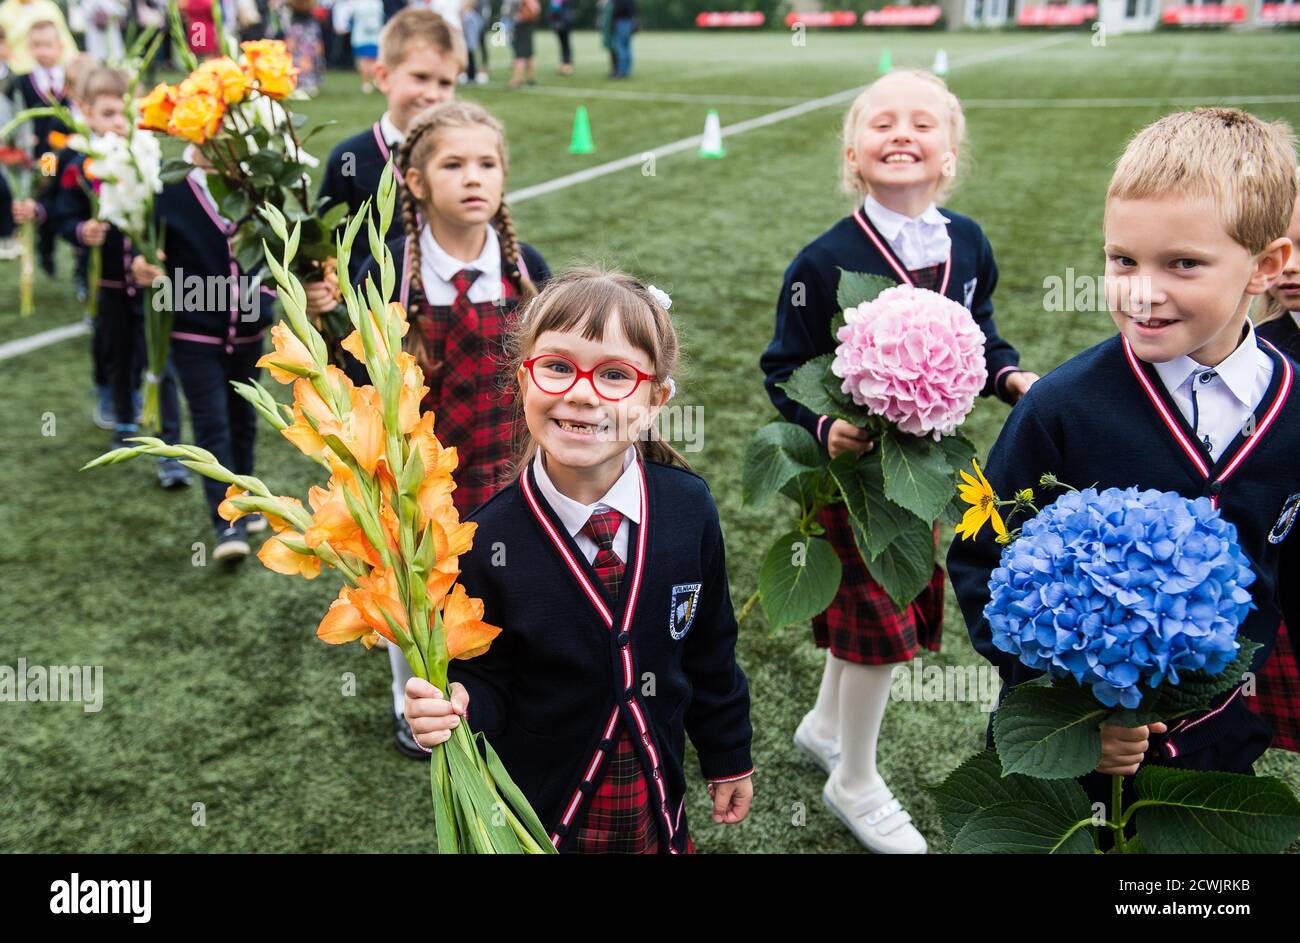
1245, 622, 1300, 753
574, 728, 660, 854
408, 287, 521, 517
812, 503, 944, 665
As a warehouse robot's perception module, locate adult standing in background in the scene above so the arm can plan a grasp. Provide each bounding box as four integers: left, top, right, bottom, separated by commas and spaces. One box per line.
461, 0, 488, 84
0, 0, 77, 73
503, 0, 536, 88
610, 0, 634, 79
548, 0, 572, 75
78, 1, 126, 62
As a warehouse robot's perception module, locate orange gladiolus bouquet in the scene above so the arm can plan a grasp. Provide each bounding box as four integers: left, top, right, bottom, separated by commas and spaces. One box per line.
85, 167, 554, 854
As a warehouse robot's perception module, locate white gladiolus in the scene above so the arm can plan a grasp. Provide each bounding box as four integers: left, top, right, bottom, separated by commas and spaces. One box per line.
92, 131, 163, 236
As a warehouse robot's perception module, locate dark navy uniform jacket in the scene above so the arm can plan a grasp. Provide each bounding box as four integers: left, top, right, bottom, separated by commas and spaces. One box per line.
449, 458, 754, 853
948, 333, 1300, 762
760, 206, 1023, 447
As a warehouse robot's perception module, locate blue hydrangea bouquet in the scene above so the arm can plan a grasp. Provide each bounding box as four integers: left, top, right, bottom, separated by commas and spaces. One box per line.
935, 466, 1300, 853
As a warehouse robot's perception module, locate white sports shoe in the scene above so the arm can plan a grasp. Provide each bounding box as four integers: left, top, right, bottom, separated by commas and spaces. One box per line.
823, 776, 928, 854
793, 711, 841, 774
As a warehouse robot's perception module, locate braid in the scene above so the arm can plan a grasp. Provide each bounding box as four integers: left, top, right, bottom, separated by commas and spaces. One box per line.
395, 118, 436, 370
492, 202, 537, 302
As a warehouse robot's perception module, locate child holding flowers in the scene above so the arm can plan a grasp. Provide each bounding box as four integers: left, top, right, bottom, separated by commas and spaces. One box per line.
403, 267, 754, 853
353, 98, 550, 758
50, 66, 188, 489
947, 108, 1300, 811
758, 68, 1037, 854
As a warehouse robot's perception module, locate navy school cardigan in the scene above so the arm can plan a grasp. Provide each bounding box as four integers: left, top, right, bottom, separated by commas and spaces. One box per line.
48, 152, 135, 297
947, 333, 1300, 759
449, 458, 754, 854
318, 122, 405, 274
154, 177, 276, 349
1258, 314, 1300, 364
760, 207, 1023, 447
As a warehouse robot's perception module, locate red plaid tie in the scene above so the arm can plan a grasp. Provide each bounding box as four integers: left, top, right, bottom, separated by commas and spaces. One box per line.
574, 508, 660, 853
580, 509, 625, 600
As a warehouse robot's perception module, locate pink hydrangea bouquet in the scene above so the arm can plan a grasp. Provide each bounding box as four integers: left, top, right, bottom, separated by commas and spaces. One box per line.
832, 285, 987, 440
741, 273, 984, 626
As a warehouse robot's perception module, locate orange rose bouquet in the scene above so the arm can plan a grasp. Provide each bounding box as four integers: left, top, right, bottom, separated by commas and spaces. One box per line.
141, 2, 346, 334
84, 167, 554, 854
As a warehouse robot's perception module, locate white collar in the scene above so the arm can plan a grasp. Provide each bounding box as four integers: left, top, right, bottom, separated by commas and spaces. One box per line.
863, 194, 949, 240
33, 63, 63, 91
379, 111, 405, 148
532, 446, 642, 538
419, 223, 500, 286
183, 146, 230, 225
1292, 310, 1300, 333
1152, 320, 1267, 407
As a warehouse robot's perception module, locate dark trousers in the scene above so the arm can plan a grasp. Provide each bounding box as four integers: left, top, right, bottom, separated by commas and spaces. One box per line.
101, 291, 182, 442
0, 172, 13, 238
170, 338, 263, 529
555, 25, 572, 65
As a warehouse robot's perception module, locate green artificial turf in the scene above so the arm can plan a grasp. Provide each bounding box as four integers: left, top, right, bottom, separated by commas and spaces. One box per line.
2, 28, 1298, 853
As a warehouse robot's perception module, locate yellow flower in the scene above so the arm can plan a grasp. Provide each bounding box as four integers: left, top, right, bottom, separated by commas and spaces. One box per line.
257, 322, 318, 384
954, 459, 1007, 542
240, 39, 299, 99
167, 91, 225, 145
196, 57, 251, 105
137, 84, 176, 132
1016, 488, 1034, 503
177, 69, 222, 101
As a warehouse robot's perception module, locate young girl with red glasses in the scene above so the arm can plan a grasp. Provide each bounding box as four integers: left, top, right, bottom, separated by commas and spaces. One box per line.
352, 100, 551, 759
402, 267, 755, 853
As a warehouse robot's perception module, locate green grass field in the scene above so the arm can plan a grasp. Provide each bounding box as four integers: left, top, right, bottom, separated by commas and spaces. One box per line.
3, 27, 1299, 854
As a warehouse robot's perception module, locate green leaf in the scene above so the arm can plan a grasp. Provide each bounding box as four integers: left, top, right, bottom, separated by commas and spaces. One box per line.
836, 269, 896, 311
935, 431, 977, 477
853, 512, 935, 608
742, 422, 822, 507
758, 532, 841, 628
1111, 640, 1262, 727
949, 800, 1097, 854
931, 750, 1095, 847
829, 450, 910, 560
881, 427, 958, 524
993, 681, 1108, 779
1133, 766, 1300, 854
320, 200, 351, 232
477, 733, 556, 853
159, 158, 192, 184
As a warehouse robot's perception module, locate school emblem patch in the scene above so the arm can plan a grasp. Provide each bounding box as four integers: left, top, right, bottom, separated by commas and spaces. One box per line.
1269, 493, 1300, 544
669, 583, 703, 640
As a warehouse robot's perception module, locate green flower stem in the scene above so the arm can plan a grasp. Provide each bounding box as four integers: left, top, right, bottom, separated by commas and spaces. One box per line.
1110, 774, 1130, 853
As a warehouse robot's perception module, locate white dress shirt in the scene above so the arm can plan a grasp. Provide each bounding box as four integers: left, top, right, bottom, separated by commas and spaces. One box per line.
863, 194, 951, 271
532, 446, 641, 564
32, 64, 65, 100
183, 146, 232, 228
418, 223, 503, 305
379, 111, 406, 149
1152, 320, 1273, 463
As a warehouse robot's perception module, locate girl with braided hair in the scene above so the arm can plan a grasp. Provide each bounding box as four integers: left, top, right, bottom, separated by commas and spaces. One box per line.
352, 99, 551, 759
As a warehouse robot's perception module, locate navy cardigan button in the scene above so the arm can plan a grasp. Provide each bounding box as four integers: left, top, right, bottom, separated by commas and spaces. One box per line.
617, 631, 629, 646
1209, 481, 1223, 496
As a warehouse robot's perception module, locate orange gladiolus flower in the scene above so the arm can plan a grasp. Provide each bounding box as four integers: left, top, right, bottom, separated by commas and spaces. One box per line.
240, 39, 299, 99
196, 57, 251, 105
316, 384, 386, 476
349, 567, 408, 644
396, 352, 427, 435
48, 131, 68, 150
137, 84, 177, 132
257, 322, 317, 384
442, 583, 501, 661
281, 402, 328, 461
317, 590, 381, 649
258, 534, 321, 579
340, 301, 411, 366
167, 91, 225, 145
218, 484, 248, 523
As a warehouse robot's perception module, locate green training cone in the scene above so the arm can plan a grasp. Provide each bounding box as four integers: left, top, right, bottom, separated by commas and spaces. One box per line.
698, 109, 725, 158
878, 48, 893, 74
568, 106, 594, 154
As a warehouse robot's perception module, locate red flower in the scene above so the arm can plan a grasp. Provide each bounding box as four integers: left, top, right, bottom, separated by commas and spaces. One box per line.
60, 163, 80, 189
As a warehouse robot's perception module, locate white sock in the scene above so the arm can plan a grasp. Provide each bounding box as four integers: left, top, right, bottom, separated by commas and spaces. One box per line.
389, 643, 413, 719
808, 651, 844, 741
833, 661, 895, 796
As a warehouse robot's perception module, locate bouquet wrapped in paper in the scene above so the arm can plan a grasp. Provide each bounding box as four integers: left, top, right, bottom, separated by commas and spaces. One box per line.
85, 166, 554, 854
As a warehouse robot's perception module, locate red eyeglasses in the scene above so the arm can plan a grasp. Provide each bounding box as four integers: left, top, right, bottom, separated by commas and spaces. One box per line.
522, 354, 656, 402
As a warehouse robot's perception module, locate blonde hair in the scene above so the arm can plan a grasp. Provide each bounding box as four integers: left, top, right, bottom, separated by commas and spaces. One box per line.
379, 9, 467, 70
65, 53, 100, 105
1107, 108, 1298, 255
841, 69, 967, 202
506, 266, 691, 477
81, 67, 128, 107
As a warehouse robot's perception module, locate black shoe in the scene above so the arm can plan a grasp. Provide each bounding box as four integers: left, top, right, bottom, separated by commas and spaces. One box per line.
157, 457, 192, 489
213, 522, 250, 563
394, 713, 431, 761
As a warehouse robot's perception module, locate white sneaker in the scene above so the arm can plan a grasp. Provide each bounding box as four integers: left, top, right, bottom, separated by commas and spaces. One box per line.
822, 775, 928, 854
0, 237, 19, 260
793, 711, 840, 774
476, 71, 489, 85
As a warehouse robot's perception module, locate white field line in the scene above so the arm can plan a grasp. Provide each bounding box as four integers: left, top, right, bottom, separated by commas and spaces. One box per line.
0, 33, 1075, 363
